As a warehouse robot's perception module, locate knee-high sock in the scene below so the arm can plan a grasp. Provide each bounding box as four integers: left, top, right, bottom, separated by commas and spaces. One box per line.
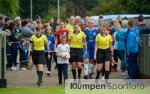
72, 69, 76, 79
88, 63, 93, 74
84, 64, 88, 75
37, 71, 43, 81
105, 70, 110, 79
96, 70, 101, 79
78, 68, 82, 78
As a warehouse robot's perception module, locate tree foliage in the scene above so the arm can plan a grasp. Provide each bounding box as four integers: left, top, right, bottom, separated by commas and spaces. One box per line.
0, 0, 20, 18
66, 0, 99, 17
88, 0, 150, 15
1, 0, 150, 21
19, 0, 51, 19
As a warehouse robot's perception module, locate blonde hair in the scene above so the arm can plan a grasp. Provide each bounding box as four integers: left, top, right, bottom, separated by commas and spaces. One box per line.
88, 19, 95, 25
45, 26, 52, 34
122, 20, 128, 27
60, 35, 67, 40
5, 29, 11, 36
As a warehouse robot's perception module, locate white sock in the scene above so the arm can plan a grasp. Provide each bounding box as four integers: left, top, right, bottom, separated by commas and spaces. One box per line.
93, 64, 97, 74
84, 63, 88, 75
88, 63, 93, 74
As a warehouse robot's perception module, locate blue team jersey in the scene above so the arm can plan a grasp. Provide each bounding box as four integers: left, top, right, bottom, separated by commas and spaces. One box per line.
84, 27, 99, 49
45, 35, 55, 52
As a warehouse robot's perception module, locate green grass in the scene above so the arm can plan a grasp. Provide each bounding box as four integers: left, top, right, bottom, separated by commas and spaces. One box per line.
0, 88, 65, 94
65, 86, 150, 94
1, 87, 150, 94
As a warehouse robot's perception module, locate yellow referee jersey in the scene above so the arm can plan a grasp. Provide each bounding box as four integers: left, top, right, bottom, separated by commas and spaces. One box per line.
68, 31, 86, 48
30, 34, 48, 50
96, 33, 112, 49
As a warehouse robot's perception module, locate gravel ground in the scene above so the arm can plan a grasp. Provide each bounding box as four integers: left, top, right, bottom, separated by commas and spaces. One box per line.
5, 61, 126, 88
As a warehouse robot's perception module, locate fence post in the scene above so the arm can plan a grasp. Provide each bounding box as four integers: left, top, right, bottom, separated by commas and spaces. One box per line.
0, 31, 7, 88
139, 34, 150, 78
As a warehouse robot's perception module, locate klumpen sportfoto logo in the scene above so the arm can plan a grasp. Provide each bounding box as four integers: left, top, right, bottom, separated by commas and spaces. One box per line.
65, 79, 150, 94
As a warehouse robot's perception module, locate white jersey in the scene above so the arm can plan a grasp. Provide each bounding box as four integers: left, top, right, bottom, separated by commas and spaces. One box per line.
56, 44, 70, 64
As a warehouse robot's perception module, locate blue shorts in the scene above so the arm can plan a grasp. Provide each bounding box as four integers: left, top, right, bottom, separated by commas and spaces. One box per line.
83, 48, 94, 60
83, 49, 89, 60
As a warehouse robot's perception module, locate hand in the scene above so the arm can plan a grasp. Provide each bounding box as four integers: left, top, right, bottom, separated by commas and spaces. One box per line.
85, 50, 88, 55
54, 48, 57, 52
16, 29, 19, 32
28, 53, 30, 57
18, 33, 22, 36
111, 57, 114, 61
26, 41, 30, 44
48, 54, 51, 59
8, 42, 11, 46
94, 55, 96, 60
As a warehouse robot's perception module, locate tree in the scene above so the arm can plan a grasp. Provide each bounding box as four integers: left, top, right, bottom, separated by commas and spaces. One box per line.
87, 0, 150, 16
66, 0, 99, 17
0, 0, 20, 18
19, 0, 51, 19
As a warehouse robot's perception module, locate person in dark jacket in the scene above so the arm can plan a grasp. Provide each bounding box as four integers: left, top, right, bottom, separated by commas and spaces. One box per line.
137, 15, 150, 35
18, 39, 28, 70
5, 29, 12, 70
0, 16, 4, 30
2, 17, 11, 31
8, 22, 19, 71
49, 18, 57, 35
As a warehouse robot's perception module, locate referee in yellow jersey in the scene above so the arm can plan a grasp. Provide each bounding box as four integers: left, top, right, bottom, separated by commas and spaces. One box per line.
94, 25, 113, 81
68, 23, 87, 80
29, 26, 50, 87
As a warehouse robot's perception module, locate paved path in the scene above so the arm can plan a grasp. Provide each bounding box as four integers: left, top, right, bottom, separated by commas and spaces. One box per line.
6, 62, 127, 88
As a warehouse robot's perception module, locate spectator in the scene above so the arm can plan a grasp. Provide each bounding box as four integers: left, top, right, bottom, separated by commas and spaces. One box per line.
8, 22, 19, 71
127, 20, 139, 79
49, 18, 57, 35
17, 39, 28, 70
21, 20, 35, 41
3, 17, 11, 31
0, 16, 4, 30
115, 20, 128, 75
33, 15, 42, 27
5, 29, 12, 70
137, 15, 150, 34
65, 16, 75, 32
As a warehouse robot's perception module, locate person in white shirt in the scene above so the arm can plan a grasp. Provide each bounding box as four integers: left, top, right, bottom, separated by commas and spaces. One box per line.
56, 35, 70, 85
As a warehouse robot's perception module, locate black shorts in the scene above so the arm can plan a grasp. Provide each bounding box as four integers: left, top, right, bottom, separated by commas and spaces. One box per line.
70, 48, 83, 63
96, 48, 112, 64
32, 50, 45, 65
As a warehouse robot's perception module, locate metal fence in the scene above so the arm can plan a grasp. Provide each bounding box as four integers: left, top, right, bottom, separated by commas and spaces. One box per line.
139, 34, 150, 77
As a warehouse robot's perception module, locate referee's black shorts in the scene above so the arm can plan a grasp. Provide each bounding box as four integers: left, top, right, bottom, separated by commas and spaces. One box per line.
70, 48, 83, 63
32, 50, 45, 65
96, 48, 112, 64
